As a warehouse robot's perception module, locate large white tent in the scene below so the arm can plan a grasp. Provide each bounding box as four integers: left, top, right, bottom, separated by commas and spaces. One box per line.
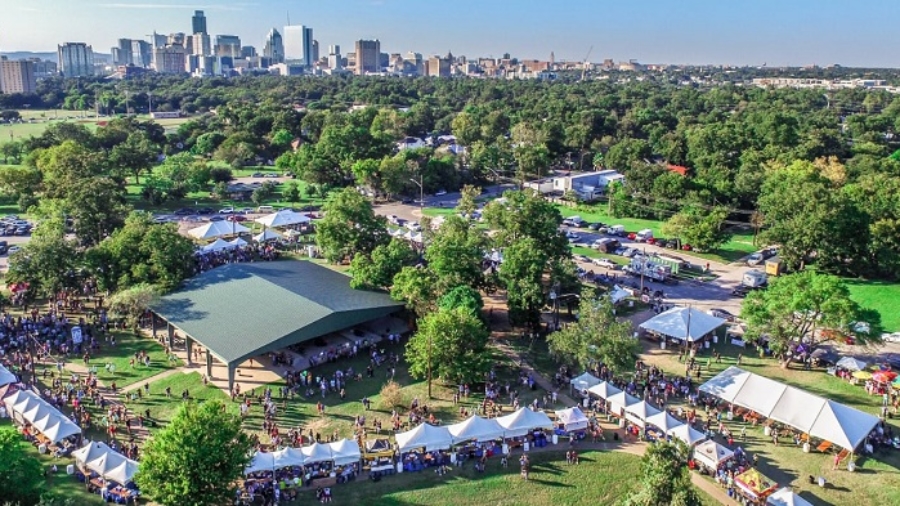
301, 442, 335, 465
587, 381, 622, 400
255, 209, 310, 228
228, 237, 248, 249
328, 439, 362, 466
188, 220, 249, 239
767, 487, 814, 506
73, 442, 139, 484
0, 364, 17, 387
4, 390, 81, 443
245, 451, 277, 474
253, 229, 282, 243
639, 306, 726, 342
645, 411, 684, 432
396, 423, 454, 452
692, 440, 734, 469
625, 401, 661, 428
607, 391, 640, 416
447, 415, 505, 444
571, 372, 602, 391
555, 407, 589, 432
609, 285, 631, 305
272, 447, 305, 470
496, 408, 554, 438
701, 367, 880, 450
202, 238, 232, 253
667, 423, 707, 446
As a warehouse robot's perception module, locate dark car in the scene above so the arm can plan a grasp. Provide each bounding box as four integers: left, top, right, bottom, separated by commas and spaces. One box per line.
174, 208, 196, 216
0, 241, 7, 254
226, 215, 247, 222
588, 222, 604, 231
400, 198, 414, 204
209, 216, 225, 222
197, 207, 214, 215
732, 286, 751, 298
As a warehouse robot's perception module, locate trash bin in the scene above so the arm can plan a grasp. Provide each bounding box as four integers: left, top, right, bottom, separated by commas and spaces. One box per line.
396, 462, 403, 474
552, 434, 559, 445
660, 340, 666, 350
450, 453, 457, 464
848, 461, 856, 472
803, 442, 811, 453
502, 443, 509, 455
523, 442, 530, 452
66, 465, 75, 475
38, 444, 47, 454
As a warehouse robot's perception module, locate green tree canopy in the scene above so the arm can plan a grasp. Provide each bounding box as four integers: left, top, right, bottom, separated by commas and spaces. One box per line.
315, 187, 389, 263
135, 400, 253, 506
350, 238, 417, 290
624, 440, 700, 506
0, 426, 44, 506
661, 204, 731, 252
406, 306, 492, 390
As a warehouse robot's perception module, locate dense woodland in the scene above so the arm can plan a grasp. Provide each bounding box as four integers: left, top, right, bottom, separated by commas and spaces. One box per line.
2, 73, 900, 280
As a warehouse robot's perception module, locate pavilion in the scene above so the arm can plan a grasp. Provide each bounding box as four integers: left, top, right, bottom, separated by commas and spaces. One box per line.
151, 260, 403, 390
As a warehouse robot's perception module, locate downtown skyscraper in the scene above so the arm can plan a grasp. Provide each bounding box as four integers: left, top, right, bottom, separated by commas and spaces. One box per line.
284, 25, 313, 66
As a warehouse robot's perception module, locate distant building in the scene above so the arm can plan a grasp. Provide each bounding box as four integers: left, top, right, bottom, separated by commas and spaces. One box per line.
312, 40, 320, 65
427, 54, 451, 77
263, 28, 284, 64
355, 39, 380, 74
192, 10, 207, 35
58, 42, 94, 77
241, 46, 257, 59
327, 44, 342, 70
284, 25, 313, 66
191, 33, 211, 57
0, 57, 37, 94
526, 170, 625, 201
113, 38, 133, 66
269, 63, 305, 76
131, 40, 153, 68
153, 45, 186, 74
27, 58, 57, 78
214, 35, 241, 58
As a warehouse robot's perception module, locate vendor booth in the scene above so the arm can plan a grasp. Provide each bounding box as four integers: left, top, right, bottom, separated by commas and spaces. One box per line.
587, 381, 622, 400
496, 407, 553, 438
766, 487, 814, 506
692, 440, 734, 470
244, 451, 277, 474
735, 468, 778, 504
554, 407, 589, 432
302, 442, 335, 465
607, 391, 640, 416
447, 415, 505, 444
624, 401, 661, 428
272, 447, 306, 470
363, 439, 395, 475
644, 411, 684, 441
396, 423, 453, 453
667, 423, 707, 447
4, 390, 82, 444
73, 442, 139, 484
329, 439, 362, 466
571, 372, 602, 392
639, 306, 726, 343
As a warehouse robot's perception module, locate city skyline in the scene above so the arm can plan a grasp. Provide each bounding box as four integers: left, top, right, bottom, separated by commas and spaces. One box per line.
0, 0, 898, 67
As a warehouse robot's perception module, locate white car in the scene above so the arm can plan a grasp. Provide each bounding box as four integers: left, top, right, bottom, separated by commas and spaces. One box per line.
218, 207, 235, 214
592, 258, 618, 269
747, 252, 764, 266
566, 231, 581, 242
435, 190, 447, 196
405, 221, 422, 231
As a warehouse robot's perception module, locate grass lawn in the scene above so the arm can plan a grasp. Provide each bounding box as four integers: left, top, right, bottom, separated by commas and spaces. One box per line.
89, 331, 181, 388
845, 279, 900, 332
639, 341, 900, 505
125, 371, 238, 426
1, 111, 192, 146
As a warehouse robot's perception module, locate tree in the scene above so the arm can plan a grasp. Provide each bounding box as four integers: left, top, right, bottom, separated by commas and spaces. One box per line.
350, 238, 417, 290
456, 184, 481, 216
135, 401, 253, 506
438, 285, 484, 317
65, 176, 129, 246
108, 283, 158, 332
6, 217, 79, 298
500, 237, 549, 328
483, 189, 569, 263
379, 380, 405, 410
284, 181, 301, 203
109, 131, 158, 184
406, 307, 492, 395
391, 266, 438, 316
742, 271, 879, 362
0, 426, 43, 506
547, 292, 640, 373
424, 214, 488, 292
624, 440, 700, 506
315, 187, 389, 263
661, 205, 731, 252
192, 132, 226, 157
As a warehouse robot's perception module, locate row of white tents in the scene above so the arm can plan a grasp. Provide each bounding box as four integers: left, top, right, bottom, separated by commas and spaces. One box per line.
189, 209, 311, 240
3, 389, 82, 444
700, 366, 879, 450
244, 439, 362, 474
72, 441, 140, 485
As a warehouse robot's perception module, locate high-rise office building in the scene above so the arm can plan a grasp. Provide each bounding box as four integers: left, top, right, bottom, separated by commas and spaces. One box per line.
215, 35, 241, 57
312, 40, 320, 64
354, 39, 380, 75
192, 10, 207, 35
1, 57, 37, 94
112, 38, 133, 66
192, 33, 211, 56
151, 32, 167, 49
153, 45, 186, 74
328, 45, 342, 70
168, 32, 186, 47
263, 28, 284, 64
283, 25, 313, 66
241, 46, 257, 58
427, 54, 452, 77
58, 42, 94, 77
132, 40, 153, 67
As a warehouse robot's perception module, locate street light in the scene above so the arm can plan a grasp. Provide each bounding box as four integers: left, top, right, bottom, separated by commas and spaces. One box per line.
409, 176, 424, 214
549, 288, 560, 331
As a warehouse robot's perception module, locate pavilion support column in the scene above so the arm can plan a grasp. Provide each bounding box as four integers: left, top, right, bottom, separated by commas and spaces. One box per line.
227, 364, 236, 393
185, 337, 193, 365
206, 351, 213, 378
151, 315, 157, 339
167, 323, 175, 351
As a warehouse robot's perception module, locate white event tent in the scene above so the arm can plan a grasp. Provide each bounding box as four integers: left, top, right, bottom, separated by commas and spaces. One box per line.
255, 209, 310, 228
692, 439, 734, 469
767, 487, 814, 506
639, 306, 726, 342
447, 415, 505, 444
272, 447, 305, 470
188, 220, 250, 239
245, 451, 277, 474
701, 367, 879, 450
587, 381, 622, 400
0, 364, 17, 387
329, 439, 362, 465
228, 237, 248, 249
555, 407, 589, 432
625, 401, 661, 428
609, 285, 631, 305
202, 238, 232, 253
73, 442, 139, 484
571, 372, 602, 391
645, 411, 684, 432
496, 407, 554, 438
607, 391, 640, 416
396, 423, 454, 452
301, 442, 335, 465
4, 390, 81, 443
667, 423, 707, 446
253, 229, 282, 242
836, 357, 867, 372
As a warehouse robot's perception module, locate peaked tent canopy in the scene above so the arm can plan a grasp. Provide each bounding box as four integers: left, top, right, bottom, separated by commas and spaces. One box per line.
645, 411, 684, 432
554, 407, 589, 432
396, 423, 453, 452
571, 372, 602, 391
625, 401, 662, 427
767, 487, 814, 506
253, 229, 283, 242
496, 407, 554, 437
607, 391, 640, 415
447, 415, 505, 444
587, 381, 622, 400
328, 439, 362, 465
245, 451, 277, 474
836, 357, 868, 372
301, 442, 334, 465
610, 285, 631, 304
667, 423, 707, 446
0, 364, 17, 387
202, 238, 232, 253
74, 442, 139, 484
693, 440, 734, 469
272, 447, 305, 470
188, 220, 250, 239
255, 209, 310, 228
4, 390, 81, 443
639, 306, 726, 342
228, 237, 248, 249
701, 367, 879, 450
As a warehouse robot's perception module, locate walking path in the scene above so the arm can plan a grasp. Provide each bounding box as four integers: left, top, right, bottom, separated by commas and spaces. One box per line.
120, 368, 184, 393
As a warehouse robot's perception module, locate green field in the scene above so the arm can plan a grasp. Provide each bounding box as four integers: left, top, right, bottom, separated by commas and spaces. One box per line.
846, 280, 900, 332
90, 331, 181, 388
0, 110, 192, 145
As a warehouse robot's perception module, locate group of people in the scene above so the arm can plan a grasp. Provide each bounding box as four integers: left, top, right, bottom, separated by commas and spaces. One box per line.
193, 243, 280, 275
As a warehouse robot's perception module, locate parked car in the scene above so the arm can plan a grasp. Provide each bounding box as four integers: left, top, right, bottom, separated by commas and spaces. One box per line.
708, 308, 736, 322
746, 252, 764, 266
434, 189, 447, 196
0, 241, 7, 254
731, 286, 751, 298
209, 216, 225, 222
174, 208, 195, 216
565, 231, 581, 242
588, 222, 603, 231
251, 172, 264, 178
226, 215, 247, 222
218, 207, 235, 214
197, 207, 214, 215
264, 173, 280, 178
574, 254, 591, 263
593, 258, 618, 269
681, 244, 693, 251
562, 216, 584, 227
7, 245, 20, 255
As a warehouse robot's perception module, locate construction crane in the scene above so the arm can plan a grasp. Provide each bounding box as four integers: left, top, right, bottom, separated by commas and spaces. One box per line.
581, 46, 594, 81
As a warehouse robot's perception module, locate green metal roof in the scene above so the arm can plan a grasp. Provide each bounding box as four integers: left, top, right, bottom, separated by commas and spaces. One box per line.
152, 260, 403, 366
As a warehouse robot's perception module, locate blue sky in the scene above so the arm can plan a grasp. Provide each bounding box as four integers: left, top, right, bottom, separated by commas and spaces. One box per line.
2, 0, 897, 67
